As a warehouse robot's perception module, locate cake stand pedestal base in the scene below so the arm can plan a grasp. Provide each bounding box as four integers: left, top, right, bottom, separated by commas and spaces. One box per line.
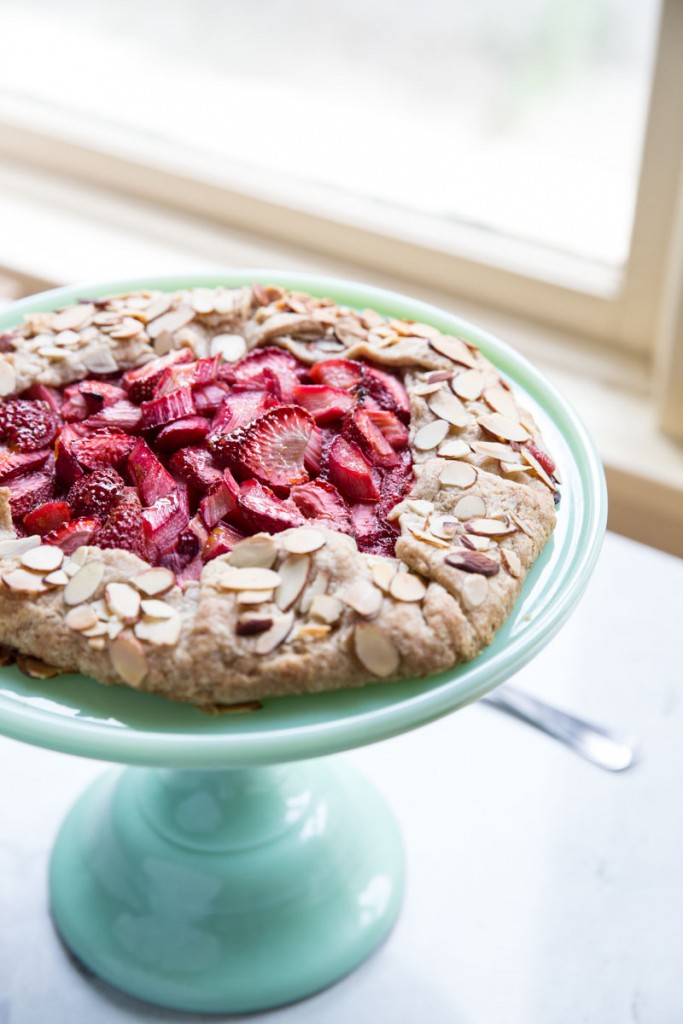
49, 759, 405, 1014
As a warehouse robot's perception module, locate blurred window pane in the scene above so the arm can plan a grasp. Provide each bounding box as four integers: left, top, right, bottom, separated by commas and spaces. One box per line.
0, 0, 661, 267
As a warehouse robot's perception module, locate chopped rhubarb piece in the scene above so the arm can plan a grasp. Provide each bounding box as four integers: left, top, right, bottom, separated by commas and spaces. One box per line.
96, 492, 146, 559
292, 385, 356, 425
155, 416, 210, 452
122, 348, 194, 403
327, 436, 380, 502
364, 408, 409, 449
379, 449, 414, 516
140, 388, 196, 430
210, 390, 277, 435
237, 479, 306, 534
221, 347, 304, 401
210, 406, 313, 492
44, 516, 100, 554
193, 382, 230, 416
199, 475, 238, 529
169, 447, 223, 492
290, 479, 352, 533
309, 359, 363, 391
348, 502, 399, 557
7, 472, 55, 521
362, 364, 411, 422
67, 467, 125, 520
203, 522, 246, 562
23, 500, 71, 536
71, 429, 136, 472
0, 447, 50, 482
343, 408, 398, 468
83, 399, 143, 433
141, 488, 190, 555
127, 438, 176, 505
154, 356, 219, 397
0, 399, 56, 451
187, 513, 209, 548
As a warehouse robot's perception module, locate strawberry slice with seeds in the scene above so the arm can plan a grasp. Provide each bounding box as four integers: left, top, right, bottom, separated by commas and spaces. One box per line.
169, 447, 223, 492
154, 356, 220, 397
327, 436, 380, 502
362, 365, 410, 422
140, 388, 196, 431
343, 408, 398, 468
0, 447, 51, 482
71, 429, 136, 472
0, 399, 56, 452
96, 492, 146, 559
237, 479, 306, 534
364, 408, 409, 450
23, 500, 71, 536
6, 472, 55, 521
67, 467, 125, 520
45, 516, 101, 554
127, 438, 176, 505
221, 347, 304, 401
203, 522, 247, 562
210, 390, 277, 435
309, 359, 363, 391
23, 383, 63, 414
155, 416, 210, 452
210, 406, 314, 492
122, 348, 194, 403
292, 385, 356, 425
290, 479, 352, 533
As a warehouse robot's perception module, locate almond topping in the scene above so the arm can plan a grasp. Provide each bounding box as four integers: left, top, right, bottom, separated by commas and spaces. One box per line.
413, 381, 444, 397
64, 561, 105, 606
134, 614, 182, 646
235, 614, 274, 636
0, 360, 16, 397
309, 593, 343, 624
428, 334, 478, 368
453, 495, 487, 520
465, 517, 516, 537
255, 611, 295, 654
354, 623, 400, 678
406, 499, 434, 516
470, 440, 519, 462
438, 438, 470, 459
131, 567, 176, 596
501, 548, 523, 578
211, 333, 247, 363
427, 389, 469, 428
483, 385, 519, 421
2, 568, 48, 593
228, 536, 278, 569
445, 549, 500, 576
19, 545, 63, 573
140, 599, 176, 619
389, 573, 427, 602
452, 369, 487, 401
500, 462, 532, 475
428, 515, 461, 541
341, 579, 383, 617
282, 528, 326, 555
478, 413, 529, 444
413, 419, 450, 451
236, 589, 274, 605
44, 569, 69, 587
440, 462, 477, 489
65, 605, 99, 632
299, 570, 329, 614
110, 633, 148, 687
146, 305, 194, 339
463, 534, 493, 551
406, 525, 451, 548
105, 582, 142, 624
461, 574, 489, 610
275, 555, 310, 611
16, 655, 63, 679
521, 447, 556, 490
370, 561, 398, 592
294, 622, 332, 641
0, 535, 41, 559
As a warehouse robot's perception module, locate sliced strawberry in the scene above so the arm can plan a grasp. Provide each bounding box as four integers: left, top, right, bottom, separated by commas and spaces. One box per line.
237, 479, 306, 534
343, 408, 398, 468
62, 380, 128, 421
6, 472, 55, 521
199, 473, 239, 529
23, 383, 63, 414
71, 429, 136, 472
55, 425, 86, 486
140, 388, 196, 431
96, 492, 146, 559
169, 447, 223, 492
193, 382, 230, 416
155, 416, 210, 453
327, 436, 380, 502
60, 387, 89, 422
210, 406, 314, 492
203, 522, 246, 562
221, 347, 304, 401
303, 424, 323, 476
292, 385, 356, 425
141, 488, 190, 556
526, 441, 557, 478
67, 467, 125, 520
0, 400, 56, 451
23, 500, 71, 536
45, 516, 101, 554
290, 479, 352, 533
364, 408, 409, 449
362, 365, 410, 423
83, 399, 143, 433
0, 447, 51, 482
349, 502, 399, 557
122, 348, 194, 403
154, 356, 219, 397
309, 359, 363, 391
127, 438, 176, 505
210, 390, 277, 435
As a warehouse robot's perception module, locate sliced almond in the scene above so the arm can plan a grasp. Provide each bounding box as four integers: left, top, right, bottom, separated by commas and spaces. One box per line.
81, 621, 108, 639
463, 534, 494, 551
294, 621, 332, 641
131, 567, 176, 596
275, 555, 310, 611
140, 599, 176, 619
470, 440, 519, 462
439, 438, 470, 459
283, 528, 326, 555
51, 303, 94, 331
70, 547, 90, 567
82, 344, 118, 374
299, 570, 329, 614
483, 385, 519, 421
235, 614, 274, 636
190, 288, 216, 314
452, 369, 487, 401
0, 360, 16, 396
16, 655, 62, 680
427, 389, 469, 428
354, 623, 400, 678
146, 305, 194, 339
389, 572, 427, 602
210, 333, 247, 363
153, 330, 175, 356
202, 700, 262, 715
109, 317, 144, 340
440, 461, 477, 489
140, 294, 173, 323
413, 381, 444, 397
406, 524, 451, 549
134, 614, 182, 646
453, 495, 487, 521
465, 517, 516, 537
445, 549, 500, 576
228, 536, 278, 569
428, 515, 461, 541
44, 569, 69, 587
20, 545, 64, 573
509, 511, 536, 539
521, 447, 556, 490
406, 499, 434, 517
428, 334, 478, 368
478, 413, 529, 444
255, 611, 295, 654
501, 548, 523, 578
88, 638, 106, 651
105, 582, 142, 624
110, 633, 148, 687
461, 574, 489, 610
236, 589, 274, 605
341, 579, 383, 617
370, 561, 397, 592
64, 561, 105, 606
500, 461, 532, 475
309, 593, 343, 624
413, 419, 450, 451
65, 605, 99, 632
107, 620, 125, 640
0, 535, 41, 559
2, 568, 48, 593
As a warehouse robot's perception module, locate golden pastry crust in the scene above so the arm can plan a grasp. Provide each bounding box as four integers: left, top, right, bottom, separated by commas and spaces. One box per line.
0, 284, 558, 705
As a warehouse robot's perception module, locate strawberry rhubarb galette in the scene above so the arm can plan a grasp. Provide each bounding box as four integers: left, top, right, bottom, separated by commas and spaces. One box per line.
0, 284, 559, 706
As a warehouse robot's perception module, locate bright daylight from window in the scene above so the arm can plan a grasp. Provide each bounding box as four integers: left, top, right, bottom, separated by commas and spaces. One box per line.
0, 0, 661, 268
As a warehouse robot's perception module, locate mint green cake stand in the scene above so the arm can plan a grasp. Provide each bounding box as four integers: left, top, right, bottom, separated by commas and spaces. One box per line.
0, 273, 606, 1013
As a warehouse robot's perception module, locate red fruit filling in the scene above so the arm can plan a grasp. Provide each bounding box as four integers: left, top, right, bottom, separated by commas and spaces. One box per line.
0, 347, 418, 576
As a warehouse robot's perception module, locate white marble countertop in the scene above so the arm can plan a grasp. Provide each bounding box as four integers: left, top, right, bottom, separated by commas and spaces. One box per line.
1, 531, 681, 1024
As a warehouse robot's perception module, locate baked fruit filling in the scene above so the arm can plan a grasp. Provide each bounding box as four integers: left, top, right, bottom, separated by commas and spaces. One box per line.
0, 347, 414, 581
